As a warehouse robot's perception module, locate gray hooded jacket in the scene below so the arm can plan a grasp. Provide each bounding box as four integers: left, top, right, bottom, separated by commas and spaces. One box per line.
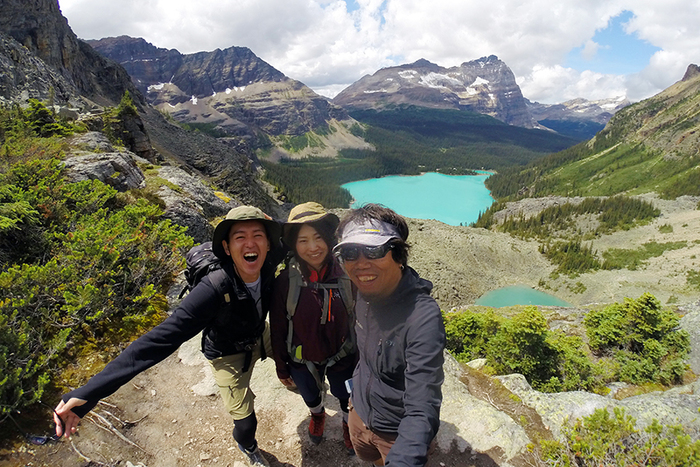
352, 266, 445, 467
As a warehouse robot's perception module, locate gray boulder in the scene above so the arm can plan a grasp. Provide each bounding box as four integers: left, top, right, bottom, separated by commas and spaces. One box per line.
680, 299, 700, 374
497, 373, 700, 441
155, 165, 236, 244
63, 133, 146, 191
439, 354, 530, 466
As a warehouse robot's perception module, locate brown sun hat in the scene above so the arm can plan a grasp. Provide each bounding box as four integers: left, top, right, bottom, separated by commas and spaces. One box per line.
212, 205, 281, 259
282, 202, 339, 247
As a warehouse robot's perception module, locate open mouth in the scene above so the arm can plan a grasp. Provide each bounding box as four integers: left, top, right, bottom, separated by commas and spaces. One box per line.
244, 252, 259, 263
357, 275, 377, 283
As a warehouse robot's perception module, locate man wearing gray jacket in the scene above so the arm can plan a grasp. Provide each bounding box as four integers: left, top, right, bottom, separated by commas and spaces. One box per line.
334, 204, 445, 467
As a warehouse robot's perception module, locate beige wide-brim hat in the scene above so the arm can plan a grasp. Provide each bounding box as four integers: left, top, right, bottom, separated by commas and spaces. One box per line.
212, 205, 281, 259
282, 201, 339, 247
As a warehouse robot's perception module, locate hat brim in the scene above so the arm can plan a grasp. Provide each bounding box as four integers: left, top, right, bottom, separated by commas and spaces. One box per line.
282, 212, 339, 247
333, 233, 397, 252
212, 218, 282, 260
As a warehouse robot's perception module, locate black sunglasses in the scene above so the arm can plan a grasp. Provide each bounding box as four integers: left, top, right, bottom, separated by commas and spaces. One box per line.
7, 400, 64, 445
335, 242, 394, 262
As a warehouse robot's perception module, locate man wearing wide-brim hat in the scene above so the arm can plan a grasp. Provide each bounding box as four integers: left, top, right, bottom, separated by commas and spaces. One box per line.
54, 205, 283, 467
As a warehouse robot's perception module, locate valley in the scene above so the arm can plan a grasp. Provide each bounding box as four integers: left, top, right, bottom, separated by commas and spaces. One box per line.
2, 2, 700, 466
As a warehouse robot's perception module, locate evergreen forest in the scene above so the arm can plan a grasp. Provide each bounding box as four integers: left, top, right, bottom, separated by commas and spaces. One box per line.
261, 106, 579, 208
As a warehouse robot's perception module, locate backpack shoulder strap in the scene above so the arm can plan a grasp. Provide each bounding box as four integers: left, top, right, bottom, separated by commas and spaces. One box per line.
208, 267, 232, 304
285, 258, 305, 318
337, 274, 355, 315
285, 258, 305, 361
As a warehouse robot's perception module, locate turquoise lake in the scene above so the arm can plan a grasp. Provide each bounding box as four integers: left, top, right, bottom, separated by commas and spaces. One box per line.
475, 285, 572, 308
342, 172, 494, 226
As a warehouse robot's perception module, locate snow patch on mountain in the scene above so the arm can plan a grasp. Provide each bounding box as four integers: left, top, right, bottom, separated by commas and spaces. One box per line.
472, 77, 490, 87
420, 72, 464, 89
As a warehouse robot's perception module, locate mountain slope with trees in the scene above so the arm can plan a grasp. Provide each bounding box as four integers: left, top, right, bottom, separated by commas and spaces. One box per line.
486, 64, 700, 201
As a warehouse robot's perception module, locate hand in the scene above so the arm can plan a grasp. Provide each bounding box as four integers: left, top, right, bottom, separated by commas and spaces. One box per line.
279, 377, 296, 388
54, 397, 87, 438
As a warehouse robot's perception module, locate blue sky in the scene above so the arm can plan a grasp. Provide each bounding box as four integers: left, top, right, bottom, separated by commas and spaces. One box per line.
565, 11, 661, 75
58, 0, 700, 104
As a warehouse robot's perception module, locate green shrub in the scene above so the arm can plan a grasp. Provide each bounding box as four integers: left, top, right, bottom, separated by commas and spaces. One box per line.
444, 293, 688, 393
442, 308, 502, 362
658, 223, 674, 233
487, 306, 559, 388
584, 293, 689, 385
444, 306, 597, 392
0, 157, 193, 416
688, 270, 700, 290
541, 407, 700, 466
542, 332, 597, 392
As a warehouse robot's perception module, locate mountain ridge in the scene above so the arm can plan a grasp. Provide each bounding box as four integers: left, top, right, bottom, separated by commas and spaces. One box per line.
88, 35, 372, 159
333, 55, 537, 128
485, 64, 700, 200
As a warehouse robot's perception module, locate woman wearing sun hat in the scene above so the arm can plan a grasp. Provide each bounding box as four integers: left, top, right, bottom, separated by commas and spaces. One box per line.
54, 205, 283, 467
269, 201, 358, 454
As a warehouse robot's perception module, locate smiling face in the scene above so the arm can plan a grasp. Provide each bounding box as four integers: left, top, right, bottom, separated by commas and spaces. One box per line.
221, 220, 270, 283
295, 224, 330, 273
342, 243, 403, 300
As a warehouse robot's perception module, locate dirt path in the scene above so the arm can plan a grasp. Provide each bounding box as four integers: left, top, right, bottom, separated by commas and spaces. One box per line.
1, 337, 493, 467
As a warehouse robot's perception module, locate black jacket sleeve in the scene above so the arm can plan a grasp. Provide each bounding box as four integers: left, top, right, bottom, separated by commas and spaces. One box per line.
63, 277, 222, 418
386, 295, 445, 467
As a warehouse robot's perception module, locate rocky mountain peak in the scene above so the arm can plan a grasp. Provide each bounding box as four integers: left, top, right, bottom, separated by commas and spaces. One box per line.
0, 0, 139, 107
682, 63, 700, 82
404, 58, 440, 71
333, 55, 536, 127
87, 36, 286, 99
88, 36, 369, 159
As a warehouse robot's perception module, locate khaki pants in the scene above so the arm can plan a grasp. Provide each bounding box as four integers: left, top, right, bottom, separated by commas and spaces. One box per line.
208, 322, 273, 421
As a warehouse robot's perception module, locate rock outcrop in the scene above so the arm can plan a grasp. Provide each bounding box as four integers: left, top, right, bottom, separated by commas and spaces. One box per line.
0, 0, 141, 107
64, 132, 236, 244
63, 132, 146, 191
333, 56, 536, 127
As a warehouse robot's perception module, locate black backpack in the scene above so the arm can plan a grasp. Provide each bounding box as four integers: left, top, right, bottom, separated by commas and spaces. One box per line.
179, 241, 232, 303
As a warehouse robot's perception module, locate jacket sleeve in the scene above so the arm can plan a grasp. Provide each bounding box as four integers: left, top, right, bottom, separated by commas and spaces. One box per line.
269, 271, 291, 379
386, 296, 445, 467
62, 277, 222, 418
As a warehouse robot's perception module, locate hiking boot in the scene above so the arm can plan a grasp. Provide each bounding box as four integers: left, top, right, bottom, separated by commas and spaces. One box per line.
237, 442, 270, 467
342, 420, 355, 456
308, 410, 325, 445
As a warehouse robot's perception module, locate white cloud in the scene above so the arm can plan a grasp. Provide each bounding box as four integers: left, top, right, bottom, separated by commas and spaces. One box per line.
581, 40, 601, 60
57, 0, 700, 105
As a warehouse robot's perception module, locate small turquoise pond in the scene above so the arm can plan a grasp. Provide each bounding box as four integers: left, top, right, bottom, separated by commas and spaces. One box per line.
475, 285, 572, 308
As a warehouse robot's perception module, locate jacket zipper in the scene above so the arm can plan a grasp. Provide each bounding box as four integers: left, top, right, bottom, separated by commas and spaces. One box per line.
363, 304, 374, 428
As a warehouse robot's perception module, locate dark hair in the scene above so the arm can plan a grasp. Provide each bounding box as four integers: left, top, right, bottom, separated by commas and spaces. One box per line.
337, 203, 410, 267
287, 219, 337, 265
